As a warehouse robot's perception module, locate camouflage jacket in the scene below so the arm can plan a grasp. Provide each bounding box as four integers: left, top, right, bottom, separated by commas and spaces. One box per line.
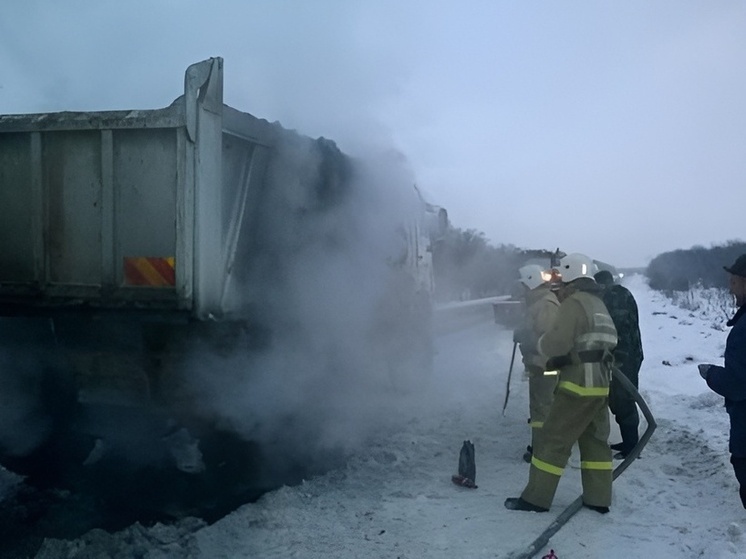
601, 284, 644, 364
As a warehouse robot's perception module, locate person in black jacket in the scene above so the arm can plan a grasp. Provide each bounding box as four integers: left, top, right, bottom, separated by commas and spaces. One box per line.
699, 254, 746, 508
594, 270, 644, 459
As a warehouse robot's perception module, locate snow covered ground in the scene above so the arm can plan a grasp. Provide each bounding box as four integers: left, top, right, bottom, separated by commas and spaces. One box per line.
32, 275, 746, 558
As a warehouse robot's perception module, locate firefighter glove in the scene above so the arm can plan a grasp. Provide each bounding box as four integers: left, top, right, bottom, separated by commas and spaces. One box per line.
546, 354, 571, 371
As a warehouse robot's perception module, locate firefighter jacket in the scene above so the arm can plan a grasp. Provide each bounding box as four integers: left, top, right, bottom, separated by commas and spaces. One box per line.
537, 279, 617, 398
600, 283, 643, 366
519, 286, 560, 372
706, 304, 746, 457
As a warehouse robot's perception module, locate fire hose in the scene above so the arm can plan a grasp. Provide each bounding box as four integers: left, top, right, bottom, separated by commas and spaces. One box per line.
504, 367, 657, 559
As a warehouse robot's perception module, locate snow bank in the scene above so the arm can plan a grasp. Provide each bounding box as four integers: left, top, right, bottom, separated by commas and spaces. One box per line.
35, 275, 746, 558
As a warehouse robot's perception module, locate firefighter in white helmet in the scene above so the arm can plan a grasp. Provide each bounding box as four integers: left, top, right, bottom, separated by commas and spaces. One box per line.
506, 253, 617, 513
513, 264, 560, 463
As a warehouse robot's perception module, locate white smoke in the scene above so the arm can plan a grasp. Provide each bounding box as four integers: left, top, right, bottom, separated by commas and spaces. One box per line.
180, 137, 431, 458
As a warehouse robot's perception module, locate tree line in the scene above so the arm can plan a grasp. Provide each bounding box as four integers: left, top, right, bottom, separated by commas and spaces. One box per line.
432, 228, 521, 302
431, 225, 746, 301
645, 240, 746, 291
431, 227, 559, 302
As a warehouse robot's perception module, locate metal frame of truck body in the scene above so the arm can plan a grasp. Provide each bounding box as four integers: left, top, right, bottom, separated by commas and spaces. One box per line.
0, 57, 278, 321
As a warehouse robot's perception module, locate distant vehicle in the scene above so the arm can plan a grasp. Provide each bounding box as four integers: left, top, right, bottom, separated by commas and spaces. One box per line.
492, 248, 563, 326
0, 58, 447, 512
491, 249, 621, 326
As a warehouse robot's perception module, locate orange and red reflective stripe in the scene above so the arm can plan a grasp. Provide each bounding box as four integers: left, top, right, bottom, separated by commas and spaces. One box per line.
123, 257, 175, 287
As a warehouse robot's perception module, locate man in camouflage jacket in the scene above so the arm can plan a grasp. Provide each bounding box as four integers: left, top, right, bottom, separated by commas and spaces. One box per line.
594, 270, 644, 458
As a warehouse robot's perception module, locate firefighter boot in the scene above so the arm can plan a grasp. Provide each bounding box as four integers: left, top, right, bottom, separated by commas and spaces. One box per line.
504, 497, 548, 513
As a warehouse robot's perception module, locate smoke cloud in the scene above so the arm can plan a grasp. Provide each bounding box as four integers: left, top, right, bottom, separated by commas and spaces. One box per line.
181, 131, 432, 461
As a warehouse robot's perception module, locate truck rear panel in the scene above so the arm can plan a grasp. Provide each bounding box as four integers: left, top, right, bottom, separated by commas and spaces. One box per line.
0, 58, 281, 319
0, 104, 185, 306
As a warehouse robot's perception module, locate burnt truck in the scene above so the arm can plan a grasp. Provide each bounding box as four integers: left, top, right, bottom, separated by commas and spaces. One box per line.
0, 57, 447, 513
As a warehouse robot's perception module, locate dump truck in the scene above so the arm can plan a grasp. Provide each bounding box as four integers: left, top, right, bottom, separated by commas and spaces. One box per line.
0, 57, 447, 515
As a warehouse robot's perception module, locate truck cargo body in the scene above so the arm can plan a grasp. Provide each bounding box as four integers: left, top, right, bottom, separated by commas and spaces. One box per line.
0, 58, 270, 319
0, 58, 444, 507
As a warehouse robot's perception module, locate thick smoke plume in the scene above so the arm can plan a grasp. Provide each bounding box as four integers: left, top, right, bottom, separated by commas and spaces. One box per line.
181, 131, 433, 461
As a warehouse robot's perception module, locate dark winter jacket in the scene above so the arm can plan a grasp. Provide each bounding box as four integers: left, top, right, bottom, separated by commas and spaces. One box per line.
706, 305, 746, 457
600, 284, 644, 366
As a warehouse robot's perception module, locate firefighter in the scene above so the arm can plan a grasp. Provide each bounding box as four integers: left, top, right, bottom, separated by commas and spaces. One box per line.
505, 253, 617, 513
513, 264, 560, 463
594, 269, 644, 459
698, 253, 746, 508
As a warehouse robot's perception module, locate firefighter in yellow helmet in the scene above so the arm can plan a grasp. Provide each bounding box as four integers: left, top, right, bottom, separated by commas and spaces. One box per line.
513, 264, 560, 463
505, 253, 617, 513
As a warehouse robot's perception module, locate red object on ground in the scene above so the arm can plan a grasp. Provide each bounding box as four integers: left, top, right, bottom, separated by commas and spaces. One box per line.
451, 474, 477, 489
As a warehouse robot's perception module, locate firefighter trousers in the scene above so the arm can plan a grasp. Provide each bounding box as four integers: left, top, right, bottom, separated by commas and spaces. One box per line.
521, 391, 613, 510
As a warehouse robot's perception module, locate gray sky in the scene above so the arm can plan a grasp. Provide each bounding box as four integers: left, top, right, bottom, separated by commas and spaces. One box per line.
2, 1, 744, 268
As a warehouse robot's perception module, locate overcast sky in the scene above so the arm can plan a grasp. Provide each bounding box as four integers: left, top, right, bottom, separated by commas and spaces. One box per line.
2, 1, 744, 268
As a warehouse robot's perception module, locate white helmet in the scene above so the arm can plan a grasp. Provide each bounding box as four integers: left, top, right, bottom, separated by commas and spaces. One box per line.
518, 264, 549, 290
557, 253, 597, 283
